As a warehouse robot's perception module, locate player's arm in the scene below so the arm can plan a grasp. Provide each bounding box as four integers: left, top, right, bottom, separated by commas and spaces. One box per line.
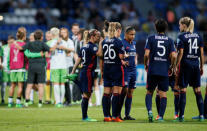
58, 45, 74, 53
200, 47, 204, 75
24, 49, 44, 58
96, 37, 103, 57
71, 57, 82, 74
176, 49, 183, 70
144, 49, 150, 71
14, 41, 24, 50
135, 54, 138, 65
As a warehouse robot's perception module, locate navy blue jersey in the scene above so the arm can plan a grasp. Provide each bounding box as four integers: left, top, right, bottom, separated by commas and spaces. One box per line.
145, 34, 176, 76
102, 37, 125, 65
123, 39, 137, 69
177, 32, 204, 66
78, 42, 98, 70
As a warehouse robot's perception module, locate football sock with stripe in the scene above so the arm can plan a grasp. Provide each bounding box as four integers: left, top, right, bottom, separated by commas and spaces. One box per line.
179, 91, 186, 118
102, 93, 111, 117
118, 89, 126, 116
174, 93, 180, 115
159, 97, 167, 118
125, 94, 132, 116
155, 94, 160, 114
60, 85, 65, 104
145, 93, 152, 113
195, 91, 204, 116
112, 93, 119, 118
81, 97, 89, 119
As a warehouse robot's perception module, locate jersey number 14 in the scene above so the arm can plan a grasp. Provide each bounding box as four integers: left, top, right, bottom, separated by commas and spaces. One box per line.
188, 38, 198, 54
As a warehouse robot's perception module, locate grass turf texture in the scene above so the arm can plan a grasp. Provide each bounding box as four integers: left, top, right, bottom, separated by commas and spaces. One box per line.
0, 87, 207, 131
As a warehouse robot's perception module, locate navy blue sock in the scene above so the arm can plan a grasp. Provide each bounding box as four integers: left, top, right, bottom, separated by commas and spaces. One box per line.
81, 97, 88, 119
102, 93, 110, 117
112, 93, 119, 118
174, 94, 180, 115
125, 95, 132, 116
145, 93, 152, 113
195, 91, 204, 116
204, 93, 207, 117
159, 97, 167, 118
118, 90, 126, 117
179, 91, 186, 118
155, 95, 160, 114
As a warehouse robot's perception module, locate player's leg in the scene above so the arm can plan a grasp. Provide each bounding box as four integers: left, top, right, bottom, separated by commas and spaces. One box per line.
45, 69, 51, 104
145, 75, 156, 122
173, 75, 180, 119
37, 83, 44, 107
155, 89, 160, 120
111, 86, 123, 122
59, 69, 67, 106
118, 86, 127, 119
25, 84, 33, 107
16, 82, 23, 107
8, 82, 16, 107
51, 69, 61, 107
94, 76, 101, 106
102, 86, 112, 121
204, 87, 207, 118
1, 70, 6, 104
194, 87, 204, 121
124, 72, 136, 120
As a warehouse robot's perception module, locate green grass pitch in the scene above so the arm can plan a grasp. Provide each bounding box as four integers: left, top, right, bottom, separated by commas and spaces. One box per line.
0, 87, 207, 131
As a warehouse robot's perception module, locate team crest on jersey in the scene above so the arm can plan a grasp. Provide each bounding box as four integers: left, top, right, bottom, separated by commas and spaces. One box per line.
93, 47, 98, 51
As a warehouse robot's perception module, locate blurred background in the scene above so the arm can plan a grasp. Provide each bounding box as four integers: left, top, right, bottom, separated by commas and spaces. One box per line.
0, 0, 207, 63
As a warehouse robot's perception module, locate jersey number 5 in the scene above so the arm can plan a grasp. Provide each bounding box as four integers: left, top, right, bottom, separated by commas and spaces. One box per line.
157, 41, 166, 56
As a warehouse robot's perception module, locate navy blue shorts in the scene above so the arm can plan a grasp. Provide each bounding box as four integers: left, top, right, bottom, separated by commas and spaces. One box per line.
169, 74, 175, 90
178, 63, 201, 88
147, 75, 169, 92
79, 69, 94, 93
103, 64, 124, 87
124, 68, 136, 89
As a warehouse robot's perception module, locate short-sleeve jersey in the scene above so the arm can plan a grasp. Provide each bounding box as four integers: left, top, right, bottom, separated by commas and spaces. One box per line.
145, 34, 176, 76
102, 37, 125, 65
123, 39, 136, 69
177, 32, 203, 66
78, 42, 98, 71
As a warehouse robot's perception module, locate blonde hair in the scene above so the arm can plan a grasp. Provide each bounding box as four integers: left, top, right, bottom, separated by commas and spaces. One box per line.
108, 22, 122, 39
50, 27, 59, 38
179, 17, 194, 33
16, 27, 26, 40
83, 30, 89, 45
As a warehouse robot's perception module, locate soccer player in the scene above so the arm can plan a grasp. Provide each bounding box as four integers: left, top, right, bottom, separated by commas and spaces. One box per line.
119, 26, 137, 120
1, 36, 14, 104
45, 31, 53, 104
176, 17, 205, 122
50, 27, 74, 107
101, 22, 125, 122
8, 27, 27, 108
14, 30, 51, 107
70, 29, 101, 121
144, 19, 176, 122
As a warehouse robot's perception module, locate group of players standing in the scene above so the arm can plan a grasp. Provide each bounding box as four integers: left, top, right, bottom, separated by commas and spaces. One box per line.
0, 16, 207, 123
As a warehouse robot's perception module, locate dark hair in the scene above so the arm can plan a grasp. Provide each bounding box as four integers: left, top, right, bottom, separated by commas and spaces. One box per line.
8, 35, 15, 40
72, 23, 79, 28
104, 20, 109, 32
34, 30, 43, 40
154, 18, 168, 33
125, 26, 135, 34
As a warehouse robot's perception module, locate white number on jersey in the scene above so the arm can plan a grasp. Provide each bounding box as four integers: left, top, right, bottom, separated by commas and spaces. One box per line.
103, 44, 116, 59
157, 41, 166, 56
82, 49, 86, 64
13, 49, 19, 62
188, 38, 199, 54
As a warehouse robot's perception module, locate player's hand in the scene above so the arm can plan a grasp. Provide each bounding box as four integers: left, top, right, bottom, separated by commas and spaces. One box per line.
121, 60, 129, 67
58, 45, 65, 50
57, 38, 62, 44
40, 51, 44, 57
200, 67, 203, 76
124, 52, 129, 58
144, 65, 148, 71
